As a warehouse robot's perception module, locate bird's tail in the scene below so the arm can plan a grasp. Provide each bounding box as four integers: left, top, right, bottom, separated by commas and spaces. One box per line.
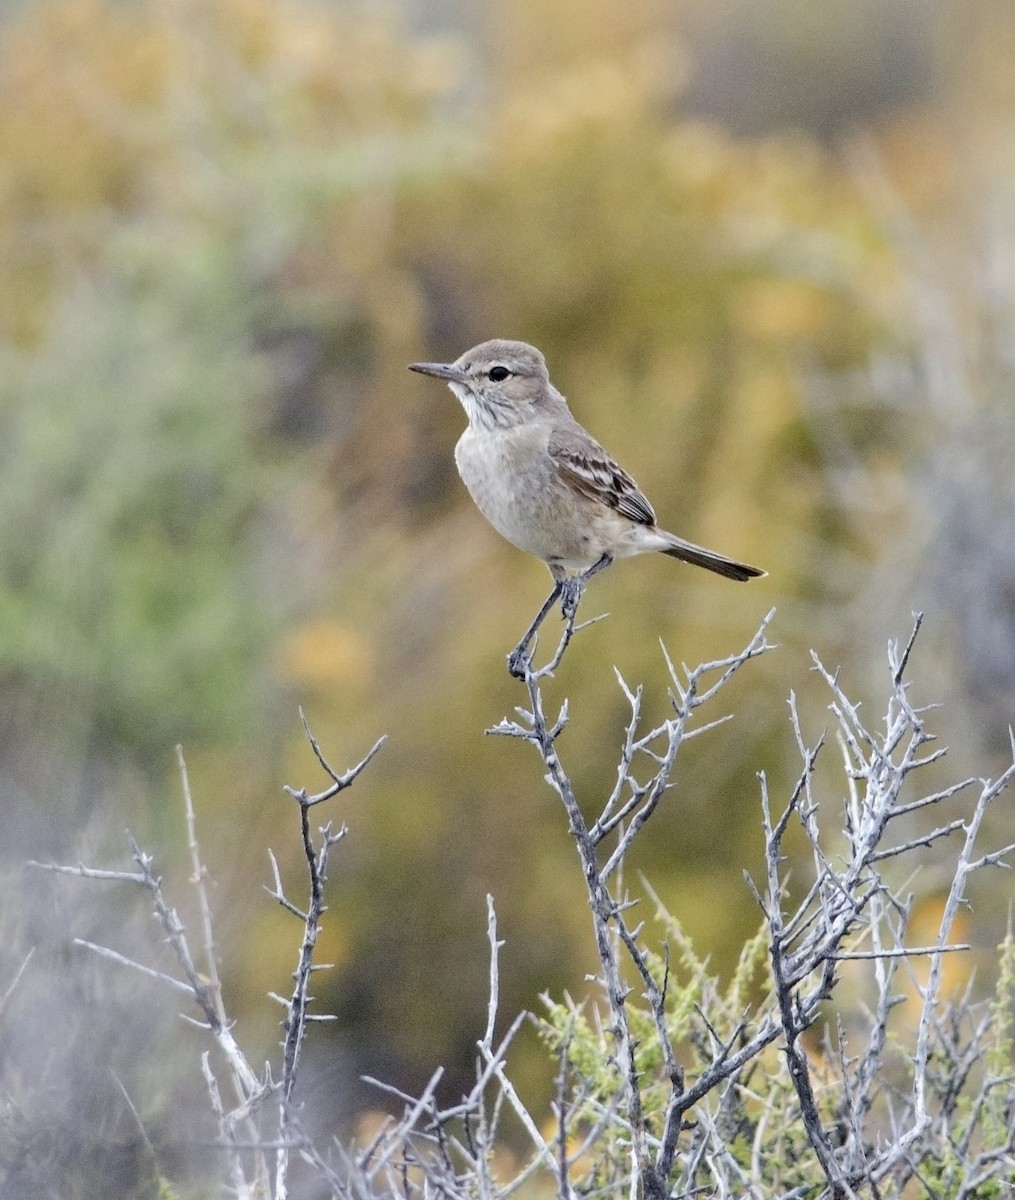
659, 532, 765, 582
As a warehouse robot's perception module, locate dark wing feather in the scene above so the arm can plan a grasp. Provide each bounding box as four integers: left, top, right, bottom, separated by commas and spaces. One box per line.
548, 432, 657, 526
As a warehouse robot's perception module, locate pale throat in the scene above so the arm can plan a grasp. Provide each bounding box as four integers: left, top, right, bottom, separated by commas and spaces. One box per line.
451, 383, 521, 432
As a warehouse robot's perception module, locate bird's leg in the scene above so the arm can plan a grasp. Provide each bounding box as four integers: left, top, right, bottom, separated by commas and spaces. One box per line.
508, 555, 612, 678
559, 553, 613, 619
508, 580, 563, 678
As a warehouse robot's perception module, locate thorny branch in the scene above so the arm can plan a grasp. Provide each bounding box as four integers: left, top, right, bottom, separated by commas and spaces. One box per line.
25, 606, 1015, 1200
490, 606, 1015, 1199
31, 722, 385, 1200
267, 718, 385, 1199
491, 607, 777, 1198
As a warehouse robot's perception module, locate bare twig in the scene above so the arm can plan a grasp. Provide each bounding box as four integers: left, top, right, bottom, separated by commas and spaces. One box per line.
178, 745, 228, 1031
0, 947, 35, 1020
271, 721, 385, 1198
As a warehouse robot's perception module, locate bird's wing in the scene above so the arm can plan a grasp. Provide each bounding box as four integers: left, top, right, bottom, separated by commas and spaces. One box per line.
548, 429, 657, 526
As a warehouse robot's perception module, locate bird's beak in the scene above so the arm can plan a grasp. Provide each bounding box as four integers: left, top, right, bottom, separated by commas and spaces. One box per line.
408, 360, 466, 384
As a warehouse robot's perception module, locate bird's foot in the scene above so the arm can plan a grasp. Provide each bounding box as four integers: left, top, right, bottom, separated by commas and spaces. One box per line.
559, 556, 611, 621
507, 643, 530, 679
559, 576, 584, 621
507, 582, 563, 680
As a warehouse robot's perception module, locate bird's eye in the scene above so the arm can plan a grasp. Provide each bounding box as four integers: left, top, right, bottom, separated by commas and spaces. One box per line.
488, 365, 511, 382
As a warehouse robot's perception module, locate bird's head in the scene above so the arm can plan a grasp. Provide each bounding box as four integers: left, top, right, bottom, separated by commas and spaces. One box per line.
409, 340, 557, 430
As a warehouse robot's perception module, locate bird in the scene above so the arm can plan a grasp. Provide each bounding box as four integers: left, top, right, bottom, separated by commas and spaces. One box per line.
409, 339, 764, 671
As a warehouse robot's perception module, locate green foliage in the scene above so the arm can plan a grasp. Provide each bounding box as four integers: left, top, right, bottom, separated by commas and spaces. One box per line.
0, 0, 448, 757
537, 905, 1015, 1197
988, 927, 1015, 1078
0, 248, 276, 753
535, 913, 786, 1191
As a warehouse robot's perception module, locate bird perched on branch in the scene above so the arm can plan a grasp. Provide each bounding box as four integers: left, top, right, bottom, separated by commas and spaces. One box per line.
409, 339, 764, 673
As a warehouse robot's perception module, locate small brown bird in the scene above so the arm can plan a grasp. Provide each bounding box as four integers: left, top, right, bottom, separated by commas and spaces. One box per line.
409, 339, 764, 670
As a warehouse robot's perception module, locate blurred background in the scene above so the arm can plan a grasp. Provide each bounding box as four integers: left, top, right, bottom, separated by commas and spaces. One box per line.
2, 0, 1015, 1194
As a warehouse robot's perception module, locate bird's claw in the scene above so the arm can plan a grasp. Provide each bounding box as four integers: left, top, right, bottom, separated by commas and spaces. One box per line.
559, 577, 583, 621
507, 644, 530, 678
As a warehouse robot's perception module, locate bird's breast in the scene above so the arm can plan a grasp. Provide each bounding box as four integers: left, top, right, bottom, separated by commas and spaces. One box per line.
454, 424, 591, 564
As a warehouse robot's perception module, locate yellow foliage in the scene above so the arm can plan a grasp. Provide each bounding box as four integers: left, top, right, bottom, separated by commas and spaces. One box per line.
0, 0, 457, 343
276, 618, 374, 690
902, 896, 974, 1015
733, 277, 835, 342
